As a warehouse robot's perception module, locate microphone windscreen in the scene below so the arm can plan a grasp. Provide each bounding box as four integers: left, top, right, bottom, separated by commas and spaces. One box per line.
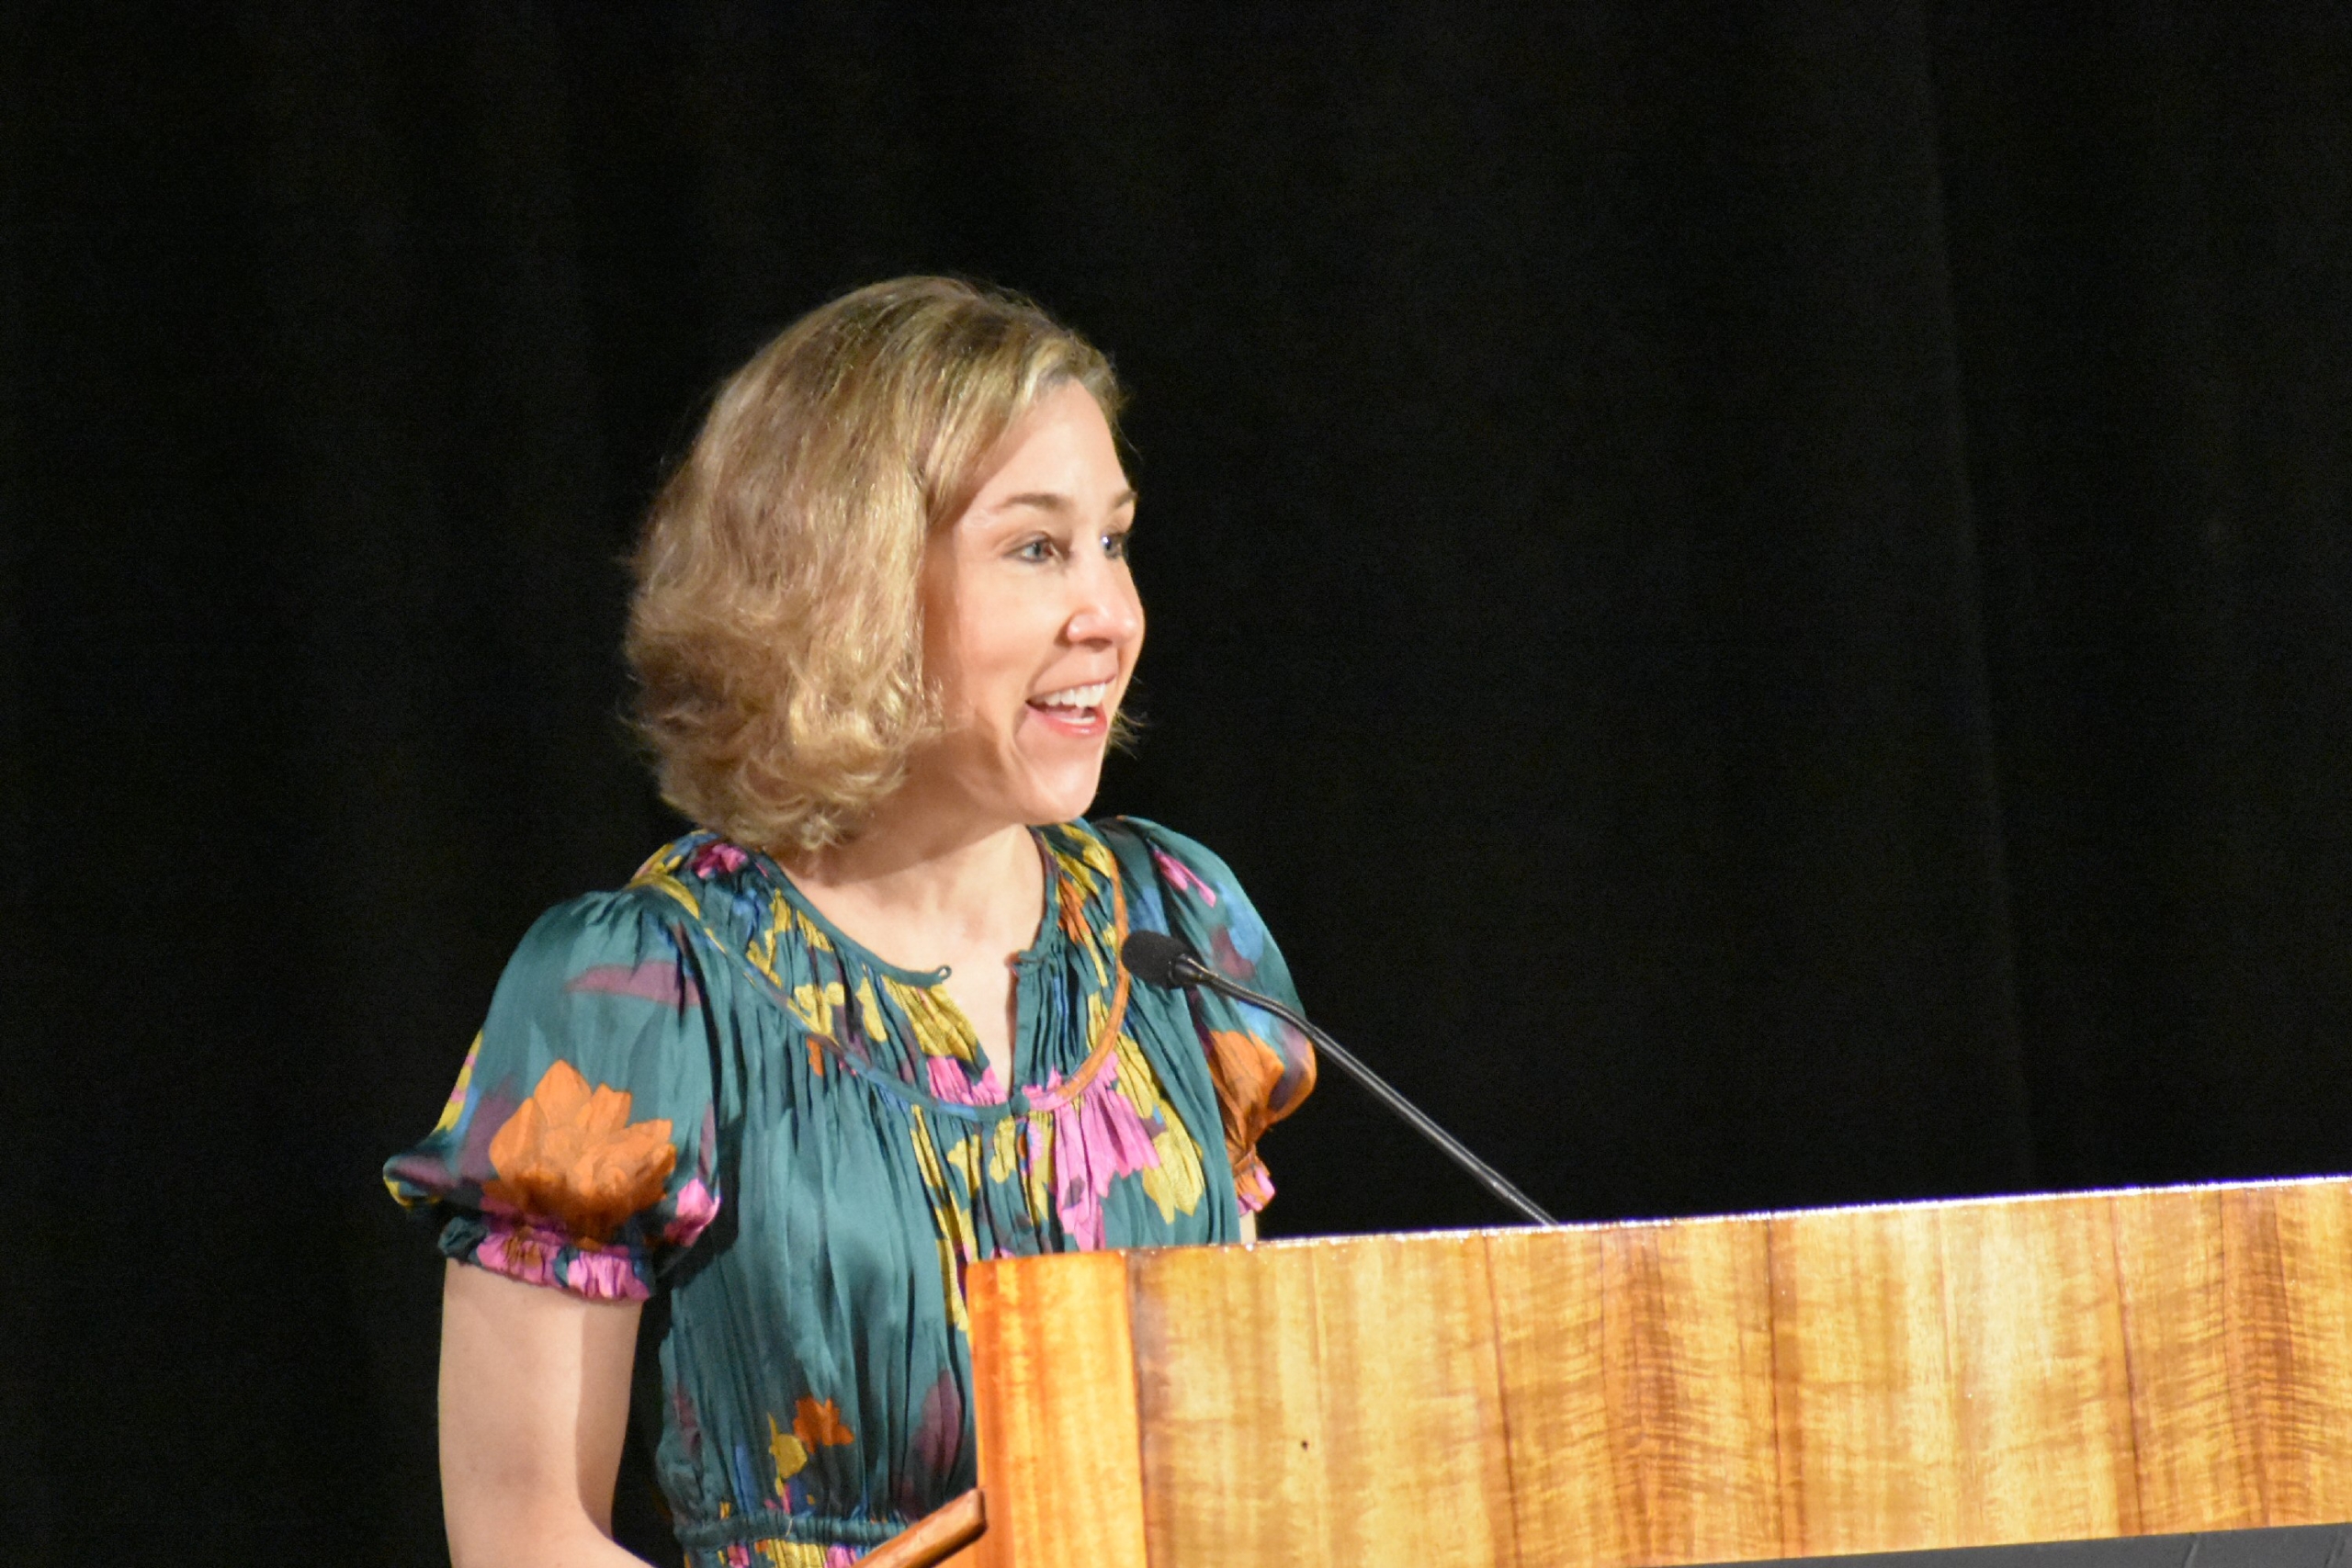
1119, 930, 1198, 988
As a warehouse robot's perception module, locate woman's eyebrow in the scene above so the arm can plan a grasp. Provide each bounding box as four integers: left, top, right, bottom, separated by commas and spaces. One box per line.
992, 488, 1138, 514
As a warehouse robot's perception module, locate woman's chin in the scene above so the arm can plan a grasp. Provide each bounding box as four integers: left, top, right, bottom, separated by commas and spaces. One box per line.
1007, 759, 1108, 827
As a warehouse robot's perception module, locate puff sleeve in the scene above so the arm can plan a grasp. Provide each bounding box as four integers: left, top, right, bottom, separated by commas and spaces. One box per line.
382, 890, 721, 1301
1111, 818, 1317, 1213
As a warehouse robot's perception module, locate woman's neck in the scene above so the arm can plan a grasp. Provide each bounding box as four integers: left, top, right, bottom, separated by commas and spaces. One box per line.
780, 790, 1047, 967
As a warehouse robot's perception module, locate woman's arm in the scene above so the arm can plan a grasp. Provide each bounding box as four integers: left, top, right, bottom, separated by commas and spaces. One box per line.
438, 1259, 650, 1568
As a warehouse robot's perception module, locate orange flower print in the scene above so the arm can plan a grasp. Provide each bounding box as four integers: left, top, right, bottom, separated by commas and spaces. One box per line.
767, 1397, 854, 1494
1204, 1030, 1288, 1168
793, 1394, 855, 1449
484, 1061, 676, 1243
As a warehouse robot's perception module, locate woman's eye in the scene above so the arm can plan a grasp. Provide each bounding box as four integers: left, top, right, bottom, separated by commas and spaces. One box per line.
1013, 537, 1057, 563
1102, 530, 1133, 560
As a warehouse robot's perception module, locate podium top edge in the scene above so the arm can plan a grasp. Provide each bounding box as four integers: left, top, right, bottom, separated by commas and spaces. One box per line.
1236, 1171, 2352, 1251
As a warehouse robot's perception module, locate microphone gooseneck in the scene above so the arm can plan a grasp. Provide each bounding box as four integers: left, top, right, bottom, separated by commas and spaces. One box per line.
1117, 931, 1557, 1226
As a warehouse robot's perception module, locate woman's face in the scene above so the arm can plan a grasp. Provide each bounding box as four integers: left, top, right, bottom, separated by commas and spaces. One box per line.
917, 379, 1144, 831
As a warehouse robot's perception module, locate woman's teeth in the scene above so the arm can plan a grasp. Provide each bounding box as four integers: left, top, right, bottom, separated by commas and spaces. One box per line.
1034, 682, 1110, 710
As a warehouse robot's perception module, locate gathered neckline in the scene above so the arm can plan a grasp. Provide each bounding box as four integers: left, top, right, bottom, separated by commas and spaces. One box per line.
673, 824, 1134, 1122
738, 827, 1068, 988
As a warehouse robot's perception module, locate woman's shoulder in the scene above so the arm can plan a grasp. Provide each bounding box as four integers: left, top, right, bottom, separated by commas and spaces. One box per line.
616, 829, 763, 916
496, 832, 773, 976
1070, 816, 1272, 942
1076, 814, 1246, 892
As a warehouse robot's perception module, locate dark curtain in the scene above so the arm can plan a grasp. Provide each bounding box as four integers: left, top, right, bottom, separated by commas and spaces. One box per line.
7, 5, 2348, 1562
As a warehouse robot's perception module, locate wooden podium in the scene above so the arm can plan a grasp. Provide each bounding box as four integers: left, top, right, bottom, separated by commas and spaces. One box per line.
892, 1177, 2352, 1568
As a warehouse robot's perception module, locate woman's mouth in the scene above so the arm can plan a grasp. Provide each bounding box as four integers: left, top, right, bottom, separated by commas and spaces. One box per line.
1026, 680, 1113, 738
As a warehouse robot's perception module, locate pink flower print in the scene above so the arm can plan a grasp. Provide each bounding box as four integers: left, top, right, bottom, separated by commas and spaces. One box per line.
688, 840, 749, 878
477, 1222, 650, 1300
925, 1055, 1011, 1108
476, 1224, 561, 1289
825, 1550, 859, 1568
927, 1055, 974, 1105
1046, 1055, 1165, 1250
666, 1177, 719, 1246
566, 961, 701, 1010
910, 1368, 963, 1483
973, 1059, 1008, 1104
1151, 848, 1218, 906
560, 1247, 650, 1302
1234, 1155, 1277, 1214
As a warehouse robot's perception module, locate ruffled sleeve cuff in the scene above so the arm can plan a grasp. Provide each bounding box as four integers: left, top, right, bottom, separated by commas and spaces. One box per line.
381, 890, 725, 1300
1231, 1150, 1276, 1214
437, 1214, 674, 1303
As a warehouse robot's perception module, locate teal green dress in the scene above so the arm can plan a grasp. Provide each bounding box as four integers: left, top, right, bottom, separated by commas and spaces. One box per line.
384, 817, 1316, 1567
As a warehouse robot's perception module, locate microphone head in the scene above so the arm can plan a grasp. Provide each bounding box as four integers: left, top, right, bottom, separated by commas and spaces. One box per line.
1120, 930, 1200, 989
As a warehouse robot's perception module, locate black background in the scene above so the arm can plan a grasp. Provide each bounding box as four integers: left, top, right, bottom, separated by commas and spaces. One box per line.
6, 5, 2351, 1563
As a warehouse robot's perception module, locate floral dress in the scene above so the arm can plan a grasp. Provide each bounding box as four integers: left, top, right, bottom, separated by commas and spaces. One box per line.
384, 817, 1317, 1566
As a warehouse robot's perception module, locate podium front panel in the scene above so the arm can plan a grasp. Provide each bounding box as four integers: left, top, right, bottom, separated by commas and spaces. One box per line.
964, 1178, 2352, 1568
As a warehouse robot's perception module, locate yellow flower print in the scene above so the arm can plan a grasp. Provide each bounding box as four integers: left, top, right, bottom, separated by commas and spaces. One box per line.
986, 1112, 1079, 1229
769, 1396, 854, 1494
786, 980, 845, 1037
433, 1034, 481, 1136
883, 976, 979, 1063
944, 1131, 984, 1197
936, 1234, 970, 1334
757, 1544, 830, 1568
911, 1113, 978, 1333
769, 1412, 808, 1485
1071, 827, 1118, 880
1046, 838, 1119, 981
633, 870, 700, 918
1047, 839, 1105, 897
909, 1117, 979, 1266
988, 1118, 1022, 1185
746, 904, 782, 986
854, 974, 888, 1042
1111, 1034, 1165, 1124
1082, 992, 1131, 1067
1141, 1125, 1205, 1223
1107, 1035, 1205, 1223
627, 846, 701, 918
634, 844, 688, 880
789, 901, 832, 953
747, 895, 834, 987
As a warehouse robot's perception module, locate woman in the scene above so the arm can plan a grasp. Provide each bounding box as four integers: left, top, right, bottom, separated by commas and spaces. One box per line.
385, 277, 1317, 1568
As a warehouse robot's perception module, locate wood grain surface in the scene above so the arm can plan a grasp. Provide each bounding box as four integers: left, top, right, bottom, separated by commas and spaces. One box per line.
1939, 1194, 2140, 1540
1125, 1239, 1330, 1565
965, 1248, 1147, 1568
2228, 1181, 2352, 1521
950, 1177, 2352, 1568
1767, 1201, 1955, 1553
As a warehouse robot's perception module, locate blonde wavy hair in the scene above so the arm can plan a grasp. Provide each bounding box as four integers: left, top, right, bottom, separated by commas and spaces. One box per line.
625, 277, 1124, 854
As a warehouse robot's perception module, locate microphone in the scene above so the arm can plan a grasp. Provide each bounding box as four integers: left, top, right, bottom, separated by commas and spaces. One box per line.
1120, 931, 1556, 1226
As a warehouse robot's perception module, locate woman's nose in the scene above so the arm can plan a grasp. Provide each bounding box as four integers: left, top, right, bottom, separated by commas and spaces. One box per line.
1067, 560, 1143, 645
